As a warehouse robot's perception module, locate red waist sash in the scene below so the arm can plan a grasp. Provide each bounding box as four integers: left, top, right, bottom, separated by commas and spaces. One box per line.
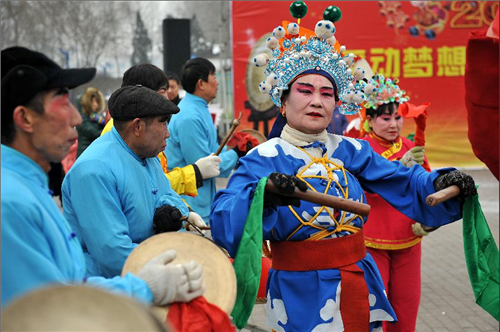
271, 229, 366, 270
270, 230, 370, 332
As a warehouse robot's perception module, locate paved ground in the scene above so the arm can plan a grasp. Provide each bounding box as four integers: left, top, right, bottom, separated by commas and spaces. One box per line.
236, 169, 499, 332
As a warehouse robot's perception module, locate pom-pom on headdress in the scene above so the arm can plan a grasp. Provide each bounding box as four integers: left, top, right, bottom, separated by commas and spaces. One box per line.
253, 2, 365, 115
361, 74, 410, 110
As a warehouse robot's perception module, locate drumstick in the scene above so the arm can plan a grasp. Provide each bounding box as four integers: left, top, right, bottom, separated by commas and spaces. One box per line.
265, 179, 371, 217
181, 216, 211, 232
426, 185, 460, 207
180, 217, 232, 256
215, 113, 243, 156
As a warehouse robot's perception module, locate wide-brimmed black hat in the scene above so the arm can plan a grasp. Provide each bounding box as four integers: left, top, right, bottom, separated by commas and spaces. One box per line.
108, 85, 180, 121
1, 46, 96, 112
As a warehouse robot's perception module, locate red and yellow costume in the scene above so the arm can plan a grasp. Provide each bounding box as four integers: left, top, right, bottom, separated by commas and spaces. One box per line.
363, 131, 431, 332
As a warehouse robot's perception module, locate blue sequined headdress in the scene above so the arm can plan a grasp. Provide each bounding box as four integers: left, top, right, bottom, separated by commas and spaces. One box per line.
361, 74, 410, 110
253, 4, 366, 115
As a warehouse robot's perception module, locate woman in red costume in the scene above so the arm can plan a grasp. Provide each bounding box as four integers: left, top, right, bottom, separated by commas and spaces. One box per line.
361, 74, 430, 332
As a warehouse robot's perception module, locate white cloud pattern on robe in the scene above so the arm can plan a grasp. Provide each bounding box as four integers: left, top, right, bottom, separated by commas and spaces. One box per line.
266, 291, 288, 332
311, 281, 344, 332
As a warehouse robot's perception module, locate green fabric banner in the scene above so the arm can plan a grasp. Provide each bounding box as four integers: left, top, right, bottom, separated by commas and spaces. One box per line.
463, 192, 499, 321
231, 177, 266, 329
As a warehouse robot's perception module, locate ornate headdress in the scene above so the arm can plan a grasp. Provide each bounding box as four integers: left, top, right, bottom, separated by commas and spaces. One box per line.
253, 2, 366, 115
361, 74, 410, 110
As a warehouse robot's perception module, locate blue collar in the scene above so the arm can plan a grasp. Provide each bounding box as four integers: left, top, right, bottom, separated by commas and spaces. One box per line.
110, 127, 148, 165
183, 92, 209, 107
1, 144, 49, 190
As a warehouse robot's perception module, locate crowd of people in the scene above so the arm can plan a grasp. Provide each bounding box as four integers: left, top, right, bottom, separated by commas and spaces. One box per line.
1, 3, 496, 331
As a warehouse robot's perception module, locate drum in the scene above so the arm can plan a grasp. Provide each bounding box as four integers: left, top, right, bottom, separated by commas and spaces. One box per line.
240, 129, 267, 144
121, 232, 237, 322
227, 128, 268, 150
1, 285, 169, 332
245, 33, 275, 113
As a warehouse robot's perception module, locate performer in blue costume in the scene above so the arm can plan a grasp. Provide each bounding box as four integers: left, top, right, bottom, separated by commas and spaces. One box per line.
63, 85, 192, 278
210, 7, 477, 332
1, 47, 204, 308
166, 58, 257, 223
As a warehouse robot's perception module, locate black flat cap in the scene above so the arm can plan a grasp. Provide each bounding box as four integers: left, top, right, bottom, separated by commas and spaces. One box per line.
108, 85, 180, 121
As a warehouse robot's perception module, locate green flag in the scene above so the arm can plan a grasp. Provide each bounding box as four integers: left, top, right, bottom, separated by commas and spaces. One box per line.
231, 177, 267, 329
463, 192, 499, 321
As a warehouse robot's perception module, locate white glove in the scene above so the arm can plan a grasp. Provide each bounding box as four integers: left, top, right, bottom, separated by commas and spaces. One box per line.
411, 222, 429, 237
411, 222, 439, 237
136, 250, 205, 305
176, 260, 204, 302
194, 153, 221, 179
186, 211, 207, 234
400, 146, 425, 167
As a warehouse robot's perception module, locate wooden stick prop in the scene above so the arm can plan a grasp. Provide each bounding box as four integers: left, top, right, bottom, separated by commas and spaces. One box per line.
215, 113, 243, 156
426, 185, 460, 207
265, 179, 371, 217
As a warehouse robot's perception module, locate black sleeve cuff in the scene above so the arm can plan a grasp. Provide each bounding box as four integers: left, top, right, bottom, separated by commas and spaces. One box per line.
192, 164, 204, 188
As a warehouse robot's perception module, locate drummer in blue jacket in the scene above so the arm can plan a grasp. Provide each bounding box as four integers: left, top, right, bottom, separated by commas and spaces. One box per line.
1, 46, 204, 308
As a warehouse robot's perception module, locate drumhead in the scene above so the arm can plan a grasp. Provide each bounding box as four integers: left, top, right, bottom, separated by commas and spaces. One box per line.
121, 232, 237, 318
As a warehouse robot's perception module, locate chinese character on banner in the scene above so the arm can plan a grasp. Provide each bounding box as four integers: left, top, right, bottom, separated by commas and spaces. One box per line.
403, 46, 433, 78
370, 47, 401, 77
437, 46, 466, 77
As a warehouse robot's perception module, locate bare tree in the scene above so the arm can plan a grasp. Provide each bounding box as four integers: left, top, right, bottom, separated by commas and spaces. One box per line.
153, 1, 230, 59
172, 1, 230, 43
130, 11, 152, 65
133, 1, 164, 62
1, 1, 133, 68
1, 2, 60, 56
1, 2, 25, 46
1, 1, 231, 75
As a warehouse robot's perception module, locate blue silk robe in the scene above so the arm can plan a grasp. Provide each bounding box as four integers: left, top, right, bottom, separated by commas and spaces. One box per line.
211, 135, 461, 332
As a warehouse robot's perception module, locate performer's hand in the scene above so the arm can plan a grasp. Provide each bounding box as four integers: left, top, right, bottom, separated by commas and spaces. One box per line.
264, 172, 308, 207
194, 153, 221, 180
136, 250, 205, 305
400, 146, 425, 167
185, 211, 207, 234
412, 222, 439, 237
153, 205, 183, 234
434, 170, 477, 202
174, 260, 204, 302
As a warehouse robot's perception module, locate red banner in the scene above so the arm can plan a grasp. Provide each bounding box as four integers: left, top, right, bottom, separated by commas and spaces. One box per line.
231, 1, 498, 168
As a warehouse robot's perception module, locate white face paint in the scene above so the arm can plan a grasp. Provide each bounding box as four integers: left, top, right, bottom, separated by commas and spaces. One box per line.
282, 75, 336, 135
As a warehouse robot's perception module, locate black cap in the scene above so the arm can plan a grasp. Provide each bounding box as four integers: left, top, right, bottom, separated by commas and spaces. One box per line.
1, 47, 96, 111
108, 85, 180, 121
